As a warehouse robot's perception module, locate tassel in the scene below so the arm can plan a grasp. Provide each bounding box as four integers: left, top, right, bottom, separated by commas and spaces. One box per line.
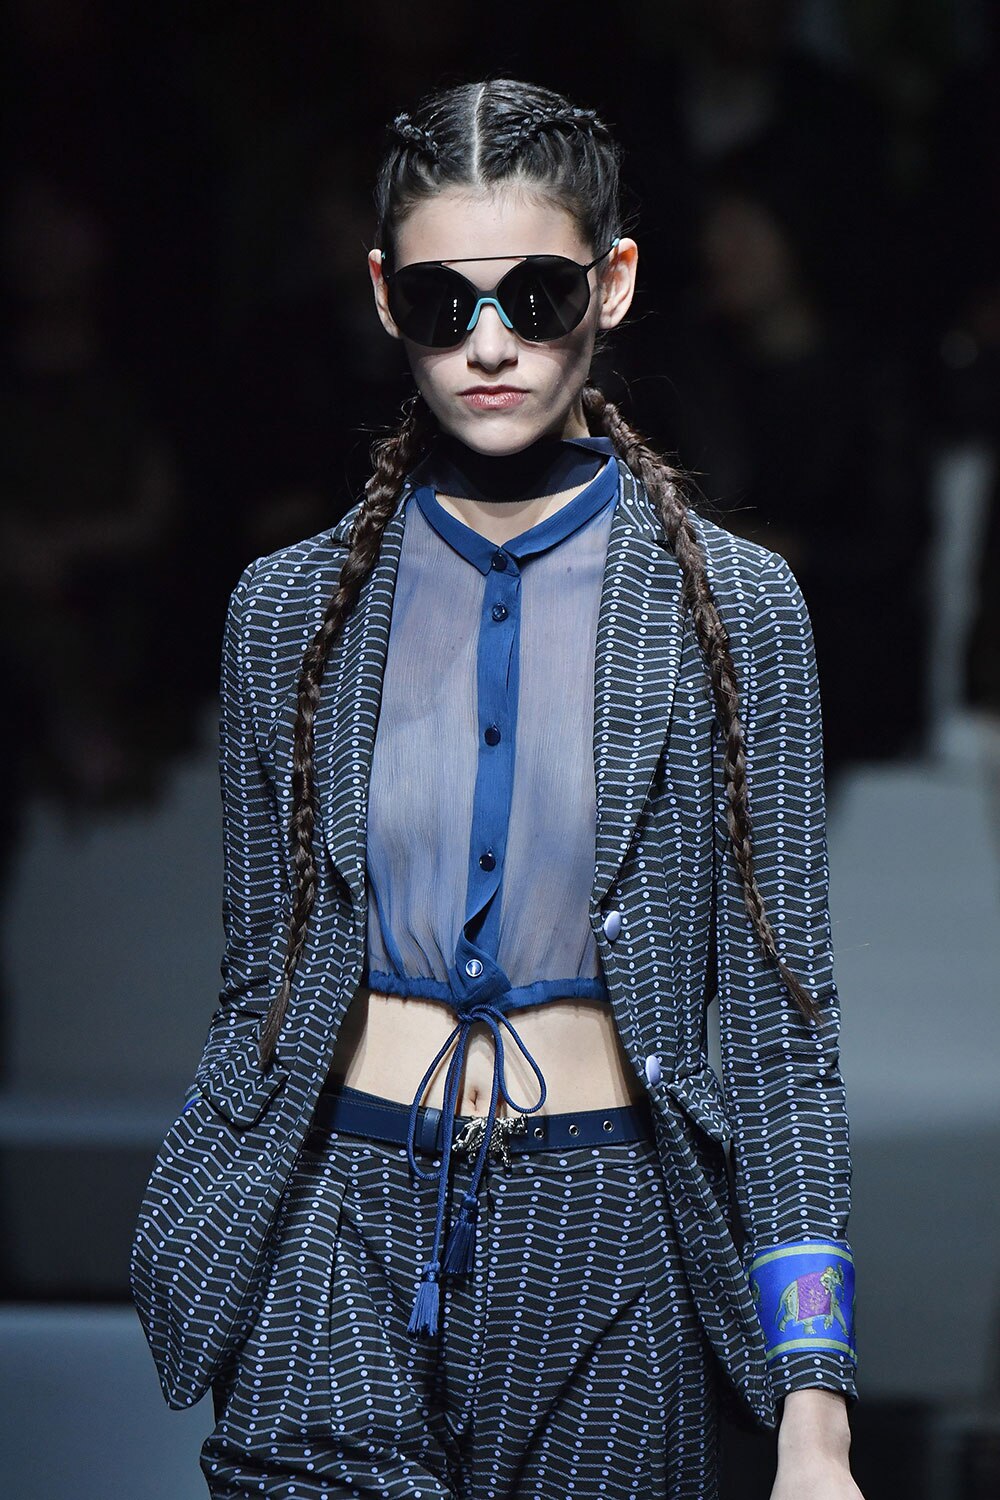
443, 1194, 478, 1275
407, 1259, 441, 1338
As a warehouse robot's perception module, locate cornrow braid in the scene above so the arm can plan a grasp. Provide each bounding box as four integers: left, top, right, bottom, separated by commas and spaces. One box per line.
258, 394, 440, 1068
493, 104, 611, 168
581, 382, 822, 1025
388, 111, 441, 164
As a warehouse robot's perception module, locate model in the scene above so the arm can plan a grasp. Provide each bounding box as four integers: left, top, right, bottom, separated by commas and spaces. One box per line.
132, 76, 864, 1500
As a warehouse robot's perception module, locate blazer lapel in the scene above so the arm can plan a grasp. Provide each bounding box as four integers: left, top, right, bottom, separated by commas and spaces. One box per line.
590, 463, 686, 908
314, 460, 687, 913
313, 496, 408, 907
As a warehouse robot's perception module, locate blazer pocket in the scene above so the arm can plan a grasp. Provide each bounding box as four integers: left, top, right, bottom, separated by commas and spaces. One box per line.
199, 1035, 290, 1128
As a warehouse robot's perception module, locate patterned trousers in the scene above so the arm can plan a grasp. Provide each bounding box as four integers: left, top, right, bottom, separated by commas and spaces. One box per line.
200, 1093, 720, 1498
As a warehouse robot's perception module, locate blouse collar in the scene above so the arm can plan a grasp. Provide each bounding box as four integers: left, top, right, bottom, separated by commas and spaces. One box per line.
408, 441, 619, 576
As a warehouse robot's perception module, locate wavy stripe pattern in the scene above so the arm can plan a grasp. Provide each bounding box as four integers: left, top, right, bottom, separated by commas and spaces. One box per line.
200, 1129, 717, 1499
131, 460, 858, 1465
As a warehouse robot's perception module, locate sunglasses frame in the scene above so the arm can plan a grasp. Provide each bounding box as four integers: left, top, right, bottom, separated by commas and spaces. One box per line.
381, 238, 621, 347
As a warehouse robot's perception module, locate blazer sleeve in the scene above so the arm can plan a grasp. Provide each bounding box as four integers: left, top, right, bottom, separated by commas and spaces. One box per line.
715, 548, 858, 1408
183, 558, 289, 1104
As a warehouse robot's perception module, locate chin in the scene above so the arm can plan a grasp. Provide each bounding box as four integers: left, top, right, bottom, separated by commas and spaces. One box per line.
445, 413, 563, 455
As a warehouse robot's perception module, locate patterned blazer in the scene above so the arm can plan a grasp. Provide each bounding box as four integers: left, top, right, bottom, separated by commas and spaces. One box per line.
130, 458, 858, 1423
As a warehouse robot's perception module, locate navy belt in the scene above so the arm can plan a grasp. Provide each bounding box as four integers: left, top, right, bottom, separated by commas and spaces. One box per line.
307, 1082, 655, 1159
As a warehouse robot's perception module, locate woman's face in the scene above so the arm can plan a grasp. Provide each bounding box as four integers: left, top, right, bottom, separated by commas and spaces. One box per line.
368, 185, 637, 454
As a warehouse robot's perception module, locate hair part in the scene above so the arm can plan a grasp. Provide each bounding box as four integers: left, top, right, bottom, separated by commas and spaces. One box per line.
258, 77, 821, 1068
375, 79, 624, 275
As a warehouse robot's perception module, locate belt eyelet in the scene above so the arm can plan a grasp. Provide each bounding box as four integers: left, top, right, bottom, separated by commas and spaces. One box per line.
533, 1125, 544, 1138
603, 1119, 614, 1131
568, 1123, 579, 1136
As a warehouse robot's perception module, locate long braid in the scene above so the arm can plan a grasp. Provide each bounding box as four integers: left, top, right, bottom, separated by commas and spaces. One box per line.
582, 383, 822, 1025
258, 394, 439, 1068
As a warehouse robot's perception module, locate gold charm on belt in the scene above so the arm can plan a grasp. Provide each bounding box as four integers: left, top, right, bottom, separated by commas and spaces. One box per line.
452, 1112, 528, 1168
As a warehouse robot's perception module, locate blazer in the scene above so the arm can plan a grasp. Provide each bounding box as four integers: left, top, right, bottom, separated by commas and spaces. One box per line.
130, 457, 858, 1425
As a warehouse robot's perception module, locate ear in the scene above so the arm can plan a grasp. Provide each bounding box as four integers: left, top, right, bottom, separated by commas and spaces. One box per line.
597, 238, 638, 332
369, 248, 403, 340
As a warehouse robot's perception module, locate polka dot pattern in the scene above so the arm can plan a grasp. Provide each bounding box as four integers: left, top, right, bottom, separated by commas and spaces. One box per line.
200, 1123, 718, 1499
131, 459, 857, 1450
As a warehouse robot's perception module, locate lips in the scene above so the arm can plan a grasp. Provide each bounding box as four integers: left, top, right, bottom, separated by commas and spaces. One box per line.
460, 388, 528, 411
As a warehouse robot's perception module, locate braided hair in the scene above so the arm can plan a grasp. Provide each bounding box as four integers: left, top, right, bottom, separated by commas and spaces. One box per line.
258, 78, 820, 1068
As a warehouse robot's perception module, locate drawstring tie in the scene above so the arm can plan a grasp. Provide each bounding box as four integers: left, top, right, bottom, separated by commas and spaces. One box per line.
404, 1001, 546, 1337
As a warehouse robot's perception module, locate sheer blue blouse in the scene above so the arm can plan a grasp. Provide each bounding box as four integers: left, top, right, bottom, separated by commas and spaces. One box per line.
361, 436, 620, 1317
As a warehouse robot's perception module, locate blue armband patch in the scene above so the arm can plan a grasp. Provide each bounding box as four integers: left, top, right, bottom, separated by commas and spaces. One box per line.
747, 1240, 856, 1364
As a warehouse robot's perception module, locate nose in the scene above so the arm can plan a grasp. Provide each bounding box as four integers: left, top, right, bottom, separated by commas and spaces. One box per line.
464, 298, 519, 368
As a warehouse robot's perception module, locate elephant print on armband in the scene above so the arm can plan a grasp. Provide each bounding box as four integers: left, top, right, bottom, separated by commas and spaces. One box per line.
775, 1263, 851, 1338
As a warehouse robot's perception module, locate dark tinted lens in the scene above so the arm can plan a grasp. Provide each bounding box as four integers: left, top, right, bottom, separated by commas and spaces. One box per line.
498, 256, 591, 340
388, 264, 476, 346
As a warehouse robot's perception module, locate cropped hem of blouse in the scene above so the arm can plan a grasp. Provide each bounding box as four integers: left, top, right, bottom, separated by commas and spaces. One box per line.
363, 441, 621, 1337
363, 968, 610, 1008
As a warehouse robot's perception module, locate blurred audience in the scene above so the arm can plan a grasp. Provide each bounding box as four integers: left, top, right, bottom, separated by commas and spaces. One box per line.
615, 0, 891, 371
0, 174, 186, 811
200, 131, 406, 594
658, 146, 930, 786
921, 21, 1000, 720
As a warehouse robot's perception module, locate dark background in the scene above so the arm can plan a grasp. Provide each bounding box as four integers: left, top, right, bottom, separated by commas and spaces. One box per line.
1, 2, 999, 1497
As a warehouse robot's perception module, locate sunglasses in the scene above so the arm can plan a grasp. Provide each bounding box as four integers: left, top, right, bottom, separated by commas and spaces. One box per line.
381, 239, 620, 348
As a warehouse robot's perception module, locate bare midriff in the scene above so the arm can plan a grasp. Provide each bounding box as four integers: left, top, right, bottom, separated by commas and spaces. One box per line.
324, 982, 649, 1119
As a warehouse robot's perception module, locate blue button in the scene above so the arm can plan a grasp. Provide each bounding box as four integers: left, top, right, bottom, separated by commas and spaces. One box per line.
484, 724, 501, 745
491, 550, 508, 571
479, 850, 496, 871
491, 603, 508, 621
465, 959, 484, 978
644, 1054, 662, 1086
602, 910, 622, 941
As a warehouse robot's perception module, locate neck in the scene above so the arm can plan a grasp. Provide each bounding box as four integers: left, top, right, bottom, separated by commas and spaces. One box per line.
408, 429, 613, 505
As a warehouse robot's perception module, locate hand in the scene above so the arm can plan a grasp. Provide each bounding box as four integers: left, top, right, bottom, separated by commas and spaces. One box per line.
770, 1389, 865, 1500
770, 1452, 865, 1500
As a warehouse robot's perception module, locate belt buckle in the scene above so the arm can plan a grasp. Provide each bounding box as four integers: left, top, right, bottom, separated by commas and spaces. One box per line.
453, 1112, 528, 1168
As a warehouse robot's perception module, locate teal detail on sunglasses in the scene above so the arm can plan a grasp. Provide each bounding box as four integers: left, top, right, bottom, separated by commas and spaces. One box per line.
464, 296, 515, 333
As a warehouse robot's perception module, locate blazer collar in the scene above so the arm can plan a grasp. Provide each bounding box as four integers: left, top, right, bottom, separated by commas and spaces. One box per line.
315, 456, 686, 911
